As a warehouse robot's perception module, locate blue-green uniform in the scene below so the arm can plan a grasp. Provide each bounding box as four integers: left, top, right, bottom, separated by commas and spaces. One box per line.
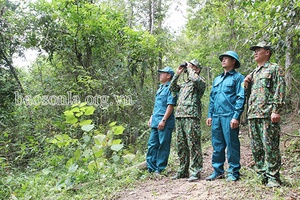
170, 67, 206, 178
208, 70, 245, 179
247, 61, 285, 183
146, 81, 177, 173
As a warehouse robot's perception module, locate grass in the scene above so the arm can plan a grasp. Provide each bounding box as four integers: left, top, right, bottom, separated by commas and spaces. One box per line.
1, 117, 299, 200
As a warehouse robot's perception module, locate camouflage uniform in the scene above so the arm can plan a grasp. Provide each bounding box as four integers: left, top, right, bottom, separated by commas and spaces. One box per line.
170, 66, 206, 178
247, 61, 285, 183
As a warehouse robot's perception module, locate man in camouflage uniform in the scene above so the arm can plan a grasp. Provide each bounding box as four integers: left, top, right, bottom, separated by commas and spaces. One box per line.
169, 59, 206, 182
206, 51, 245, 182
244, 41, 285, 187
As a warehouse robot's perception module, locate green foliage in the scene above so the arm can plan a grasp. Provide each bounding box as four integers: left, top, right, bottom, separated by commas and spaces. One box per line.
49, 103, 134, 173
1, 0, 300, 199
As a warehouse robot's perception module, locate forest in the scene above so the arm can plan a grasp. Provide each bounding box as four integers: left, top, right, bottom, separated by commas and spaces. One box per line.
0, 0, 299, 199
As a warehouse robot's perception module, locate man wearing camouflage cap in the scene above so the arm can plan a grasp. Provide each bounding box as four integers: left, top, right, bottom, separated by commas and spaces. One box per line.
244, 41, 286, 187
170, 59, 206, 182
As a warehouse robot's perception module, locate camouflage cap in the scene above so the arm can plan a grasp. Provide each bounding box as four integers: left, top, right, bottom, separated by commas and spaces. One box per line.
250, 41, 272, 51
189, 59, 201, 68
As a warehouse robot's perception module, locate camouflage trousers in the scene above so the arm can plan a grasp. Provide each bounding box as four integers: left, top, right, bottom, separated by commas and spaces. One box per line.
175, 117, 203, 177
248, 118, 281, 180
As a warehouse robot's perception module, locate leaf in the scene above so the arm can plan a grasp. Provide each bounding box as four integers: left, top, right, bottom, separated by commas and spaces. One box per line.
42, 167, 53, 175
94, 134, 106, 145
112, 125, 125, 135
82, 149, 92, 158
70, 107, 80, 113
75, 111, 84, 117
65, 115, 78, 124
123, 153, 135, 163
84, 106, 96, 115
68, 164, 78, 173
66, 158, 74, 169
55, 135, 63, 141
88, 161, 96, 171
74, 149, 81, 160
112, 139, 122, 144
79, 102, 87, 107
81, 124, 94, 132
93, 149, 104, 157
111, 144, 124, 151
82, 135, 91, 143
112, 154, 120, 162
109, 121, 117, 127
79, 120, 93, 126
64, 110, 74, 116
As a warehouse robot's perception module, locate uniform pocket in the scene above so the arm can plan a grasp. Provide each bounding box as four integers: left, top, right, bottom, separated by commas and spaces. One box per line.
223, 83, 235, 93
259, 74, 272, 88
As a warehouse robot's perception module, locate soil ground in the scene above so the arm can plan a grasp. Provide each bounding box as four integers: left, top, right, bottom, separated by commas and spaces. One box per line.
114, 114, 300, 200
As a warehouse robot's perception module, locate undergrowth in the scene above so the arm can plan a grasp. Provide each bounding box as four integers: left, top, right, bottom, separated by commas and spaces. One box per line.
1, 115, 299, 200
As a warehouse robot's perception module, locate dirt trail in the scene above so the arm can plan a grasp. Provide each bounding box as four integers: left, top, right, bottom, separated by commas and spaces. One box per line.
115, 119, 300, 200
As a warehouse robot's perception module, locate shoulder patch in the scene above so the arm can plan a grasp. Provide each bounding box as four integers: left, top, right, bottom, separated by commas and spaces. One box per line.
278, 68, 285, 77
241, 82, 244, 88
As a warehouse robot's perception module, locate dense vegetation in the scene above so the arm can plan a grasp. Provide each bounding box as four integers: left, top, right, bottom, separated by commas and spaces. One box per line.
0, 0, 299, 199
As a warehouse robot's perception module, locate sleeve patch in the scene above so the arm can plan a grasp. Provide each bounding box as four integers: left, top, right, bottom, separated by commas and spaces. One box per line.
278, 69, 285, 77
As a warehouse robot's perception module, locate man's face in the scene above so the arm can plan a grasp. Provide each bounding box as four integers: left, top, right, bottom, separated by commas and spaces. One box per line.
253, 48, 270, 63
159, 72, 170, 83
188, 63, 201, 73
221, 56, 235, 69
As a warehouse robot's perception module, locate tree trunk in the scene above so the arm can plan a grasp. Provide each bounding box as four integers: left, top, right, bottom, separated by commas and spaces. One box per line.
285, 36, 292, 88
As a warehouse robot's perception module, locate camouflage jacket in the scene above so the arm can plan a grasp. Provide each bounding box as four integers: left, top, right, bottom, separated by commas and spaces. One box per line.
169, 67, 206, 119
247, 61, 285, 119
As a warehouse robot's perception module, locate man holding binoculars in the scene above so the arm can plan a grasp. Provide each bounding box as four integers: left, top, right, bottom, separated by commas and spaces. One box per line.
170, 59, 206, 182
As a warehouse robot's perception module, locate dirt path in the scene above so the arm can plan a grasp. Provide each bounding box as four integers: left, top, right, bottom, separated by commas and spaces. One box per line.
114, 119, 300, 200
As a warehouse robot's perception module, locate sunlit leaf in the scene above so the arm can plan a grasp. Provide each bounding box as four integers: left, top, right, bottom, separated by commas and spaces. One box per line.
112, 139, 122, 144
112, 125, 125, 135
79, 102, 87, 107
83, 135, 91, 143
109, 121, 117, 127
123, 153, 136, 163
112, 154, 120, 162
63, 110, 74, 116
71, 107, 80, 112
79, 120, 93, 126
74, 149, 81, 160
111, 144, 124, 151
88, 161, 96, 171
84, 106, 96, 115
65, 115, 78, 124
82, 149, 92, 158
94, 134, 106, 145
81, 124, 94, 132
68, 164, 78, 173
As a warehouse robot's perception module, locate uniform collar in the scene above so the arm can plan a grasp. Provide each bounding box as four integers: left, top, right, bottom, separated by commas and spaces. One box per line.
161, 81, 170, 87
221, 69, 236, 77
257, 61, 271, 68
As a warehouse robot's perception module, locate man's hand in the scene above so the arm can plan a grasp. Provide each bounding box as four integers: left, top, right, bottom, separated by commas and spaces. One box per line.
244, 74, 252, 89
176, 66, 185, 75
271, 113, 281, 123
148, 116, 152, 128
158, 121, 166, 130
206, 118, 212, 126
230, 119, 239, 129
